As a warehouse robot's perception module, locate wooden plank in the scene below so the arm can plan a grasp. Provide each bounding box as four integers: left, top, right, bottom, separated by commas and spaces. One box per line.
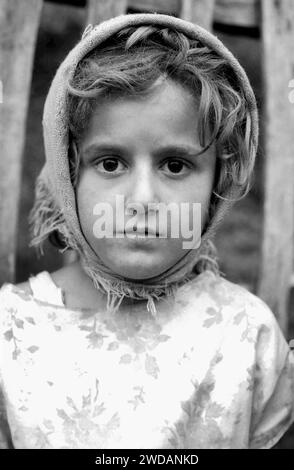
0, 0, 43, 285
258, 0, 294, 333
214, 0, 260, 28
86, 0, 127, 25
128, 0, 181, 14
45, 0, 86, 6
180, 0, 216, 30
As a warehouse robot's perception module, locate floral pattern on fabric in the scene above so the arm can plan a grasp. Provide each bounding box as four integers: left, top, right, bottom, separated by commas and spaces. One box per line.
0, 270, 293, 449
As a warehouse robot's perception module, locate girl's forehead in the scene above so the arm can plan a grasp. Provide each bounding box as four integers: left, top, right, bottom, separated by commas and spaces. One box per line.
93, 76, 196, 108
89, 79, 198, 126
80, 80, 201, 150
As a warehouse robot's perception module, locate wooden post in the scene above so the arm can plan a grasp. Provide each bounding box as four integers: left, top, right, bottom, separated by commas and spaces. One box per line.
258, 0, 294, 333
86, 0, 127, 25
0, 0, 43, 285
180, 0, 215, 30
214, 0, 260, 28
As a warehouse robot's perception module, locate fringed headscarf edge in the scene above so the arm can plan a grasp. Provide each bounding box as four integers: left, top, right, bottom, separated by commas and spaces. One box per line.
29, 176, 220, 316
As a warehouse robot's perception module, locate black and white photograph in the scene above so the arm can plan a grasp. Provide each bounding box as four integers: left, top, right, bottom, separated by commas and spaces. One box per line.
0, 0, 293, 454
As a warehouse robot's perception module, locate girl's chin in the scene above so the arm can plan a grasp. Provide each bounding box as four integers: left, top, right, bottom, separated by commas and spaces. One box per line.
111, 268, 164, 281
92, 244, 182, 279
100, 260, 169, 280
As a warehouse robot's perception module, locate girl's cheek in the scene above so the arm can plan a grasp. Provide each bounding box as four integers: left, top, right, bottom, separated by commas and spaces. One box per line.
76, 183, 94, 232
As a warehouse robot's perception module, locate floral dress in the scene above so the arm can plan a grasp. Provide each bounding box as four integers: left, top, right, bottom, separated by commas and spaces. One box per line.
0, 270, 293, 449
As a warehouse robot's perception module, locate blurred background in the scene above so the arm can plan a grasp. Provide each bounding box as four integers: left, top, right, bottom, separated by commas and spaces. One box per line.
0, 0, 293, 448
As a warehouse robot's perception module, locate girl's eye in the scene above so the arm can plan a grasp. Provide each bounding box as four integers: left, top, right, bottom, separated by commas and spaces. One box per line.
161, 159, 192, 175
94, 158, 126, 174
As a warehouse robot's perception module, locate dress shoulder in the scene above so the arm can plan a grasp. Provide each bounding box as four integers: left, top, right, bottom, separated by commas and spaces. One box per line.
184, 271, 294, 448
189, 270, 285, 331
0, 281, 31, 322
0, 273, 65, 336
209, 275, 294, 449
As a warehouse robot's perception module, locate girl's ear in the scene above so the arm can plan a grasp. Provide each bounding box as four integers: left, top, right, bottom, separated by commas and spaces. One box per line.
68, 133, 80, 187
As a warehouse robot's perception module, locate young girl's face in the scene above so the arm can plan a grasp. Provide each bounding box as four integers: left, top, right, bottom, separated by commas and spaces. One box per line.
77, 79, 216, 280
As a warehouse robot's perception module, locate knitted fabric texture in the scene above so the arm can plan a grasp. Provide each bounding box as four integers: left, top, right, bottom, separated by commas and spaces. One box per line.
30, 13, 259, 315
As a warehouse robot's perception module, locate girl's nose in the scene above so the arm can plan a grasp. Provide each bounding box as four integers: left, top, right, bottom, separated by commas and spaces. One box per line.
126, 161, 160, 210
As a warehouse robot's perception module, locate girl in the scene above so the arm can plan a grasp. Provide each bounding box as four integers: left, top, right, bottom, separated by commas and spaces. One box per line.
0, 13, 293, 449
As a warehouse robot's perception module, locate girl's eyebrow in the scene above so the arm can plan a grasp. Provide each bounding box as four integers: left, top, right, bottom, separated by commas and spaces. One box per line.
154, 144, 206, 157
81, 143, 205, 159
81, 144, 126, 159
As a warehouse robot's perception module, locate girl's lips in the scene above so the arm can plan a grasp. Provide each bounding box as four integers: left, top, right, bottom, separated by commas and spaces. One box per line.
123, 228, 160, 237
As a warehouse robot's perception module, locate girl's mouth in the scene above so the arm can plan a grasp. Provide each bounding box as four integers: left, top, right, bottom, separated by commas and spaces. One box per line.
124, 228, 160, 237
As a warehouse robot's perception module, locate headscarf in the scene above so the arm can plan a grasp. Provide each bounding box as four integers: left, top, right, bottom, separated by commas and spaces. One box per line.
30, 13, 259, 316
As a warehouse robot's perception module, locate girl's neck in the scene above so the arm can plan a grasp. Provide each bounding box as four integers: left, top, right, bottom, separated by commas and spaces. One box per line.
50, 259, 156, 313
